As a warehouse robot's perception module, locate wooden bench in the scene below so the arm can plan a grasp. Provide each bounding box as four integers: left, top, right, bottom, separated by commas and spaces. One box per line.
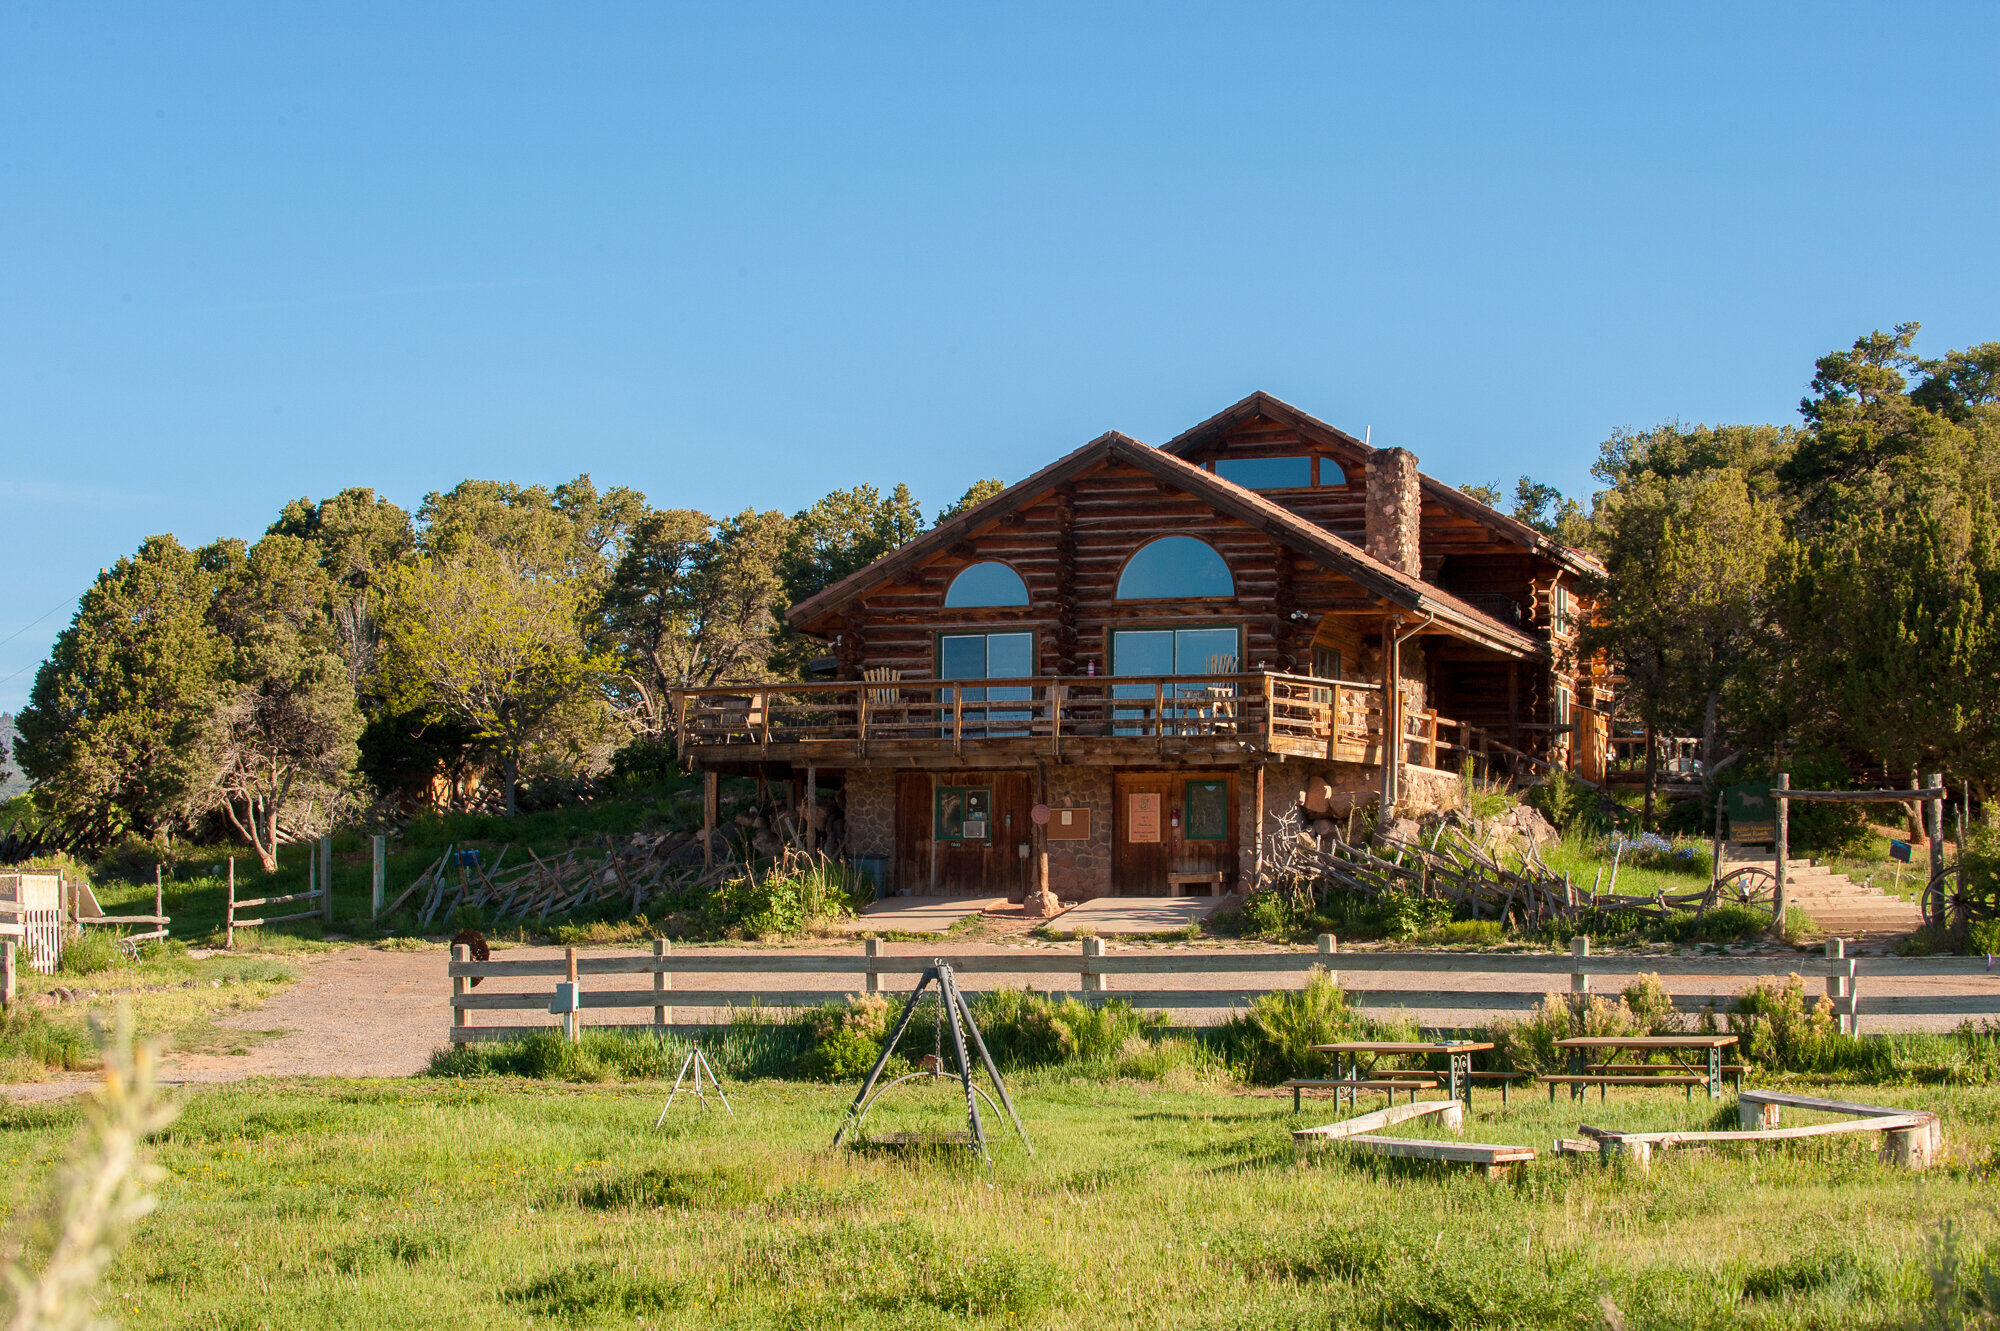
1284, 1078, 1438, 1112
1295, 1098, 1463, 1141
1341, 1136, 1538, 1179
1736, 1089, 1944, 1161
1543, 1074, 1706, 1103
1166, 871, 1227, 896
1469, 1070, 1524, 1106
1580, 1108, 1941, 1175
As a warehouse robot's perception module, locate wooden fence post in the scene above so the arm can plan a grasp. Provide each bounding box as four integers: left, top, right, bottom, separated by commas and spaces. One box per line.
1, 938, 14, 1012
1773, 772, 1790, 932
320, 835, 334, 924
226, 857, 236, 951
1081, 936, 1105, 995
1318, 932, 1337, 990
1927, 772, 1945, 896
653, 937, 671, 1027
372, 835, 387, 918
565, 946, 580, 1043
1825, 937, 1852, 1036
1570, 935, 1589, 1013
865, 936, 882, 994
452, 943, 470, 1034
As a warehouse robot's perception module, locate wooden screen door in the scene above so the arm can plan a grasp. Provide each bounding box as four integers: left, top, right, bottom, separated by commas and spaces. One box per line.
1113, 771, 1238, 896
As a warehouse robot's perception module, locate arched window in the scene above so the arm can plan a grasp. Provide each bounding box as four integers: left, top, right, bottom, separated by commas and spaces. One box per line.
1115, 536, 1233, 600
944, 560, 1030, 608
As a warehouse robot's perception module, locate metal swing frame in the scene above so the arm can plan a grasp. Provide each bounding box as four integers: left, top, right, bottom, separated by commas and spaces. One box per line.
831, 959, 1033, 1160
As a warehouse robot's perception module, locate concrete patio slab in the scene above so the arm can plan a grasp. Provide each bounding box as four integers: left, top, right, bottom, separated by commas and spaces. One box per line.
1055, 894, 1233, 935
845, 895, 1009, 933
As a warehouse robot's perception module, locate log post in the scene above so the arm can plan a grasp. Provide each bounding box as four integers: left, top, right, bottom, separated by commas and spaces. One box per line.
865, 936, 882, 995
653, 937, 671, 1027
1254, 765, 1266, 887
1, 938, 14, 1012
1081, 936, 1105, 995
1318, 932, 1337, 989
1826, 937, 1851, 1035
1927, 772, 1945, 898
702, 769, 717, 873
1379, 616, 1400, 813
1740, 1098, 1780, 1130
805, 765, 817, 855
452, 943, 470, 1034
320, 835, 334, 924
226, 857, 236, 951
372, 835, 387, 918
1602, 1136, 1652, 1176
1570, 934, 1589, 1016
1773, 772, 1790, 933
565, 946, 580, 1043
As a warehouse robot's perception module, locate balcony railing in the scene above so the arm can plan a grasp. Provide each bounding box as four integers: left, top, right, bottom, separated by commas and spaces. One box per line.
671, 672, 1385, 763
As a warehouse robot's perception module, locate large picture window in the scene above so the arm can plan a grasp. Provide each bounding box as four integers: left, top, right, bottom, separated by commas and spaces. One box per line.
1115, 537, 1233, 600
937, 630, 1034, 733
1109, 625, 1242, 733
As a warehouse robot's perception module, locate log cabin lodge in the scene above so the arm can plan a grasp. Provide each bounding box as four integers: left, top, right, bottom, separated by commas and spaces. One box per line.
671, 392, 1609, 900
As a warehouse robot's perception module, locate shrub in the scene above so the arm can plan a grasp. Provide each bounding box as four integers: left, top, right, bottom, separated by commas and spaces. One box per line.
1374, 889, 1452, 938
713, 857, 862, 939
973, 989, 1165, 1067
1216, 969, 1413, 1084
1721, 973, 1891, 1075
797, 993, 896, 1080
1527, 769, 1601, 834
1488, 975, 1679, 1075
0, 1006, 97, 1075
58, 929, 121, 976
1971, 920, 2000, 957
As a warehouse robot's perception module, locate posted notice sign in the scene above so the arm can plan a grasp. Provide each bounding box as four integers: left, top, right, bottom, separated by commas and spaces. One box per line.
1128, 793, 1162, 843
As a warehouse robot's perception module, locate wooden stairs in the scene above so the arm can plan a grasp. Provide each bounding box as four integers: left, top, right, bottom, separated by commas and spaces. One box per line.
1718, 844, 1926, 937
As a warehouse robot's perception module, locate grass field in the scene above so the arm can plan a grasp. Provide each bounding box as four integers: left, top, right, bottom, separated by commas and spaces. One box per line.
3, 1066, 1995, 1329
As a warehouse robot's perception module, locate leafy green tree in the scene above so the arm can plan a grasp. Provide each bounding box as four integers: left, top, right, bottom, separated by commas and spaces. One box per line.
268, 487, 415, 692
602, 508, 789, 735
780, 483, 923, 605
180, 535, 364, 870
417, 474, 644, 588
373, 547, 614, 816
1583, 460, 1785, 795
934, 478, 1005, 525
14, 538, 225, 847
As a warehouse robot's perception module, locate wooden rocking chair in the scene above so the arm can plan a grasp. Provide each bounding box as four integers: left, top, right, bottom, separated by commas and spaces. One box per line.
862, 667, 905, 738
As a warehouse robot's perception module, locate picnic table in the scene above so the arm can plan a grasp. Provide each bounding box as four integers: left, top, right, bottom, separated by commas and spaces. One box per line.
1306, 1040, 1495, 1111
1548, 1034, 1740, 1102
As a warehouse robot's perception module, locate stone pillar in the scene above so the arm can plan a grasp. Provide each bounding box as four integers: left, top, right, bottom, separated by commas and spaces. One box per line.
1364, 447, 1422, 577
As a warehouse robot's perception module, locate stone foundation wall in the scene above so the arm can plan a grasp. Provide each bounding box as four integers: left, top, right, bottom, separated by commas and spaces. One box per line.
843, 769, 895, 858
1044, 766, 1112, 899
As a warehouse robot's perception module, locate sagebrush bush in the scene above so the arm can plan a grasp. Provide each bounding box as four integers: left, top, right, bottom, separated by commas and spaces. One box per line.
796, 993, 896, 1080
1719, 973, 1895, 1076
1487, 975, 1679, 1075
973, 989, 1165, 1066
1215, 969, 1415, 1084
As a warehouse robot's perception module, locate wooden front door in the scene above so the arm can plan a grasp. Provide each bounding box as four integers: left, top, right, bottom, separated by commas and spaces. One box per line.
894, 771, 1034, 898
1113, 771, 1238, 895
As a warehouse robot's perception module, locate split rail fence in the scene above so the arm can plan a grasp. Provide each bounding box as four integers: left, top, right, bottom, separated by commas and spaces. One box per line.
447, 937, 2000, 1043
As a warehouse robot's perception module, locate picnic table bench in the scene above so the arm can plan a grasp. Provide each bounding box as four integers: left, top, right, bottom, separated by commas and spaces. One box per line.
1548, 1035, 1739, 1102
1309, 1040, 1495, 1111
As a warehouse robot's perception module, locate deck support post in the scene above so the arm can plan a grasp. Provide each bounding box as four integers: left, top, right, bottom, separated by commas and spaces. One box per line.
1773, 772, 1790, 933
805, 765, 816, 855
702, 769, 717, 872
1254, 764, 1266, 887
1379, 616, 1400, 814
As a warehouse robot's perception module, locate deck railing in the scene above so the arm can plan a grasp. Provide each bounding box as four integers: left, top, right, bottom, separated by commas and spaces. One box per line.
672, 672, 1386, 762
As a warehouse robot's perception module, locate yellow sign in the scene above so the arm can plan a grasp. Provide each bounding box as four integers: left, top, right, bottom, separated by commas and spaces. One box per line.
1128, 793, 1161, 843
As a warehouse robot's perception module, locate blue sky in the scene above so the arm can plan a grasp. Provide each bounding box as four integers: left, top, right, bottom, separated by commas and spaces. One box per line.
2, 3, 1996, 712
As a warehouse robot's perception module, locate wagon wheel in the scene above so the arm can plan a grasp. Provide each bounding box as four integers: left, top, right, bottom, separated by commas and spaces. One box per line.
1922, 858, 2000, 934
1710, 866, 1778, 921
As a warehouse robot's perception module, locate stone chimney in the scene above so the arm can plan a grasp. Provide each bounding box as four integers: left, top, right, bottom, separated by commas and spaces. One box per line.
1364, 446, 1421, 577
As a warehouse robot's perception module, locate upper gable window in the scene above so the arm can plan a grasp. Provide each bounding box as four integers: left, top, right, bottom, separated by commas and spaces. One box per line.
1214, 456, 1346, 489
1116, 536, 1233, 599
944, 560, 1030, 608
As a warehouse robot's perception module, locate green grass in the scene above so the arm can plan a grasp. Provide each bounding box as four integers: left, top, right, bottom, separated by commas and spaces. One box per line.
4, 1071, 1997, 1328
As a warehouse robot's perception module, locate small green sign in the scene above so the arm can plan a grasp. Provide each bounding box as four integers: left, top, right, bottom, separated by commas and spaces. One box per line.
1726, 781, 1775, 843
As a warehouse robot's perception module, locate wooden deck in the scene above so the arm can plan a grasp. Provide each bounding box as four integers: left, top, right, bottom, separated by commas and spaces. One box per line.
670, 671, 1503, 771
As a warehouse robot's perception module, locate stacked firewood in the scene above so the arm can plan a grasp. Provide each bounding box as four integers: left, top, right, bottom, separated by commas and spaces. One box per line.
1260, 806, 1718, 930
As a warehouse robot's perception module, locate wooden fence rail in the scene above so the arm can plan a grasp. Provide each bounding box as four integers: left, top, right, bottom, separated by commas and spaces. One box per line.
446, 937, 2000, 1043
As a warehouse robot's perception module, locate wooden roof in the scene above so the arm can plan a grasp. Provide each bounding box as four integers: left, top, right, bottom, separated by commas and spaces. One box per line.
1162, 390, 1605, 578
787, 430, 1545, 660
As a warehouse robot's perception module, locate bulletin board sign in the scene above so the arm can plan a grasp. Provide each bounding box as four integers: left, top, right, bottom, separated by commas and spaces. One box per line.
1047, 808, 1092, 841
1127, 793, 1162, 844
